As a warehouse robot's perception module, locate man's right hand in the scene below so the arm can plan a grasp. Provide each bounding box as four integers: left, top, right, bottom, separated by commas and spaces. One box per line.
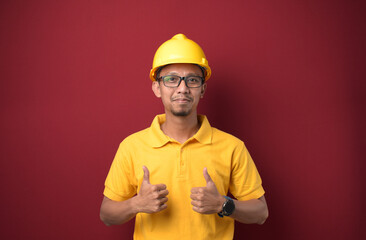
134, 166, 169, 213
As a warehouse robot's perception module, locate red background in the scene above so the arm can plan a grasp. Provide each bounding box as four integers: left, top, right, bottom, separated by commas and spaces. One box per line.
1, 0, 365, 239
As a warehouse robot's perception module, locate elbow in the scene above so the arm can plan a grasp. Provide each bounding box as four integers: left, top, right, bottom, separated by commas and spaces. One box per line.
257, 208, 269, 225
102, 220, 111, 227
100, 209, 127, 226
100, 213, 110, 226
100, 211, 113, 226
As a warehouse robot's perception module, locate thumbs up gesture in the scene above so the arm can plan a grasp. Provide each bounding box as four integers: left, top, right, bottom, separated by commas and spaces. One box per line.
135, 166, 169, 213
190, 168, 226, 214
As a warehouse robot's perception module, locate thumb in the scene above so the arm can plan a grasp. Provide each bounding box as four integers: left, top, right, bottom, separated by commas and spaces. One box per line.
203, 167, 212, 185
142, 166, 150, 184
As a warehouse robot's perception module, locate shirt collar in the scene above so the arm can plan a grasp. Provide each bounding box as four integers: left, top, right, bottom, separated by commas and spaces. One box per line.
194, 115, 213, 145
148, 114, 213, 148
149, 114, 170, 148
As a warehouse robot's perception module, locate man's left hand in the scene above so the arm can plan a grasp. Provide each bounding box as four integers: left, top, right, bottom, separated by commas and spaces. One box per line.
190, 168, 226, 214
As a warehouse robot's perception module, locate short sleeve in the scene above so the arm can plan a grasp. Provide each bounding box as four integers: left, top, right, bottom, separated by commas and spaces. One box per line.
103, 141, 137, 201
229, 142, 265, 201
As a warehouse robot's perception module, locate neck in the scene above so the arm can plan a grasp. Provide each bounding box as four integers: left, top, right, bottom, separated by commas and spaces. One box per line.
161, 112, 200, 144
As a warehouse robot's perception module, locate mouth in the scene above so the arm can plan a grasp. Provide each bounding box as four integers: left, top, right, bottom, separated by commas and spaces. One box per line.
172, 96, 192, 103
174, 98, 190, 102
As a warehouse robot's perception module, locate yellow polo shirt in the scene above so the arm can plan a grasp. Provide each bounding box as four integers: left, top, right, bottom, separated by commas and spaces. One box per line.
104, 114, 265, 240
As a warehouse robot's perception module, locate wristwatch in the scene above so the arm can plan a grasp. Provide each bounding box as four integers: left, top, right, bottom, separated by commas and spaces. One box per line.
218, 196, 235, 217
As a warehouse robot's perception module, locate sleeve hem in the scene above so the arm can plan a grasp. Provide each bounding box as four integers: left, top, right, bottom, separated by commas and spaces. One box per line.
103, 187, 131, 202
235, 188, 265, 201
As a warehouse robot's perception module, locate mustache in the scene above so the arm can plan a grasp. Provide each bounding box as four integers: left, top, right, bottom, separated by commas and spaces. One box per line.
171, 95, 193, 101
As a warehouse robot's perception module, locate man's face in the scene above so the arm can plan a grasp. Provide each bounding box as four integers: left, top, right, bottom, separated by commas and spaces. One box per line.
152, 63, 207, 117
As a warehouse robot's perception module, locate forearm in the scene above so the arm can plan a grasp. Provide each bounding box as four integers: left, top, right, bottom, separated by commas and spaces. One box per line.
100, 196, 138, 226
230, 196, 268, 224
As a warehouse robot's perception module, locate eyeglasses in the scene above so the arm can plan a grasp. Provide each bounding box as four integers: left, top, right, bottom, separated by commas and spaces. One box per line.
158, 75, 204, 88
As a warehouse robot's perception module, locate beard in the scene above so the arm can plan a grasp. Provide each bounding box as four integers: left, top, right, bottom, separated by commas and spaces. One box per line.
171, 108, 191, 117
170, 95, 193, 117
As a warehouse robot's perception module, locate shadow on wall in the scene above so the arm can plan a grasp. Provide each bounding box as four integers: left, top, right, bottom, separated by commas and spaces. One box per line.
203, 73, 287, 239
202, 73, 246, 138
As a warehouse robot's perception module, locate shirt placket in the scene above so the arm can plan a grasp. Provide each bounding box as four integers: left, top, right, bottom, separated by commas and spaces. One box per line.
178, 145, 187, 178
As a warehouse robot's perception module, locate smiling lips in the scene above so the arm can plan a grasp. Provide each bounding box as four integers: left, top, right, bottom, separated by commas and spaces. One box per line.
172, 96, 192, 103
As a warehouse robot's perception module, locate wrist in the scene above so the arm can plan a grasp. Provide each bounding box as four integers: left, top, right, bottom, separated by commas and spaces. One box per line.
217, 195, 226, 213
218, 196, 235, 217
130, 195, 142, 214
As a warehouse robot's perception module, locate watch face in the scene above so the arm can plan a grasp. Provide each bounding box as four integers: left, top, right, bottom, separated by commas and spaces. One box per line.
224, 198, 235, 215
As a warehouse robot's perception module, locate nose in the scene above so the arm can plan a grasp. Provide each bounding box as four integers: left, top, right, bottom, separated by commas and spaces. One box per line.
176, 79, 190, 93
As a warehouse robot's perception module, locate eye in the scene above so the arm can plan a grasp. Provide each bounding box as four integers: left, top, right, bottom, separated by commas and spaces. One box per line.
187, 77, 201, 83
163, 76, 179, 82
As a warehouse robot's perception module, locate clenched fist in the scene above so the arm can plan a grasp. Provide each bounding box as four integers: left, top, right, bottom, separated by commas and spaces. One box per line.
190, 168, 225, 214
135, 166, 169, 213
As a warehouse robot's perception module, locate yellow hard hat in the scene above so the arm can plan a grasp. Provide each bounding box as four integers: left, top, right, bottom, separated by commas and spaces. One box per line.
149, 33, 211, 81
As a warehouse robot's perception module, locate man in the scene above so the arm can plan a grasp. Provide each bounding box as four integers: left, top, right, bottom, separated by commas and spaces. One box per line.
100, 33, 268, 239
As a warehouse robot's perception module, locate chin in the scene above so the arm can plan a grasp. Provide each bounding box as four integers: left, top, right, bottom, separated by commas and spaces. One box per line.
172, 109, 191, 117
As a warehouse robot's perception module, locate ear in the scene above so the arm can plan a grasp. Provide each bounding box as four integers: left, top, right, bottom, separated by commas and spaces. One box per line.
152, 81, 161, 98
200, 83, 207, 98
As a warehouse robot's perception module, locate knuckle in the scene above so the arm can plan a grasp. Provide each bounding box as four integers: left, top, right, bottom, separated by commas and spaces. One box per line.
160, 190, 168, 197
